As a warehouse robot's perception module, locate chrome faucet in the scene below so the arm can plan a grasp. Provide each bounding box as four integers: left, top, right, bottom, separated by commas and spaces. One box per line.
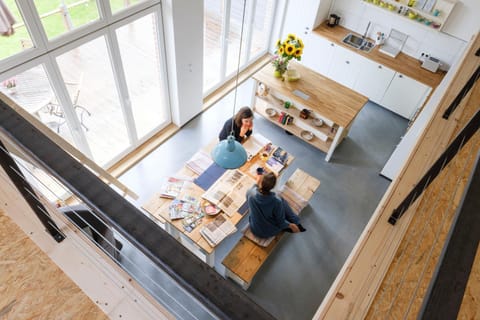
362, 21, 371, 40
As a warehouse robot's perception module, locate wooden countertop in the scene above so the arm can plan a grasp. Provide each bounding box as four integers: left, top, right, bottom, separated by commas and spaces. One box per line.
253, 62, 368, 128
313, 21, 445, 89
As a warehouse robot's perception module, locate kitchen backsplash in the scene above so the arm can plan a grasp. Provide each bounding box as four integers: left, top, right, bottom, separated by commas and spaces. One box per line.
330, 0, 467, 71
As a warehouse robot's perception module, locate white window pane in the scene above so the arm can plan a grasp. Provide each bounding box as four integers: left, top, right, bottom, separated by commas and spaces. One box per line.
0, 65, 76, 144
0, 0, 34, 60
56, 37, 130, 166
203, 0, 223, 92
225, 0, 246, 77
249, 0, 274, 59
116, 13, 168, 140
33, 0, 100, 40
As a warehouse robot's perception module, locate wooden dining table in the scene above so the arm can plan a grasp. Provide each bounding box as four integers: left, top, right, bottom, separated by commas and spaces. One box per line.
141, 137, 294, 267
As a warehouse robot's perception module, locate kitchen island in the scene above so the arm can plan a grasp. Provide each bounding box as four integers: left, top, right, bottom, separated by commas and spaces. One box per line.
251, 61, 368, 162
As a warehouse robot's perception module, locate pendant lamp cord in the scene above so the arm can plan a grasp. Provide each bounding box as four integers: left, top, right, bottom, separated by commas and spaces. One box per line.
230, 0, 247, 135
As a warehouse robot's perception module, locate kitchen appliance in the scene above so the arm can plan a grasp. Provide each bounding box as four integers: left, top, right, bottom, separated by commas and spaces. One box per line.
379, 28, 408, 58
327, 14, 340, 27
421, 56, 441, 73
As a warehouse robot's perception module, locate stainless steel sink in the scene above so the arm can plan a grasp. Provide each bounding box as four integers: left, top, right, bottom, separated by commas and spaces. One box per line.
342, 33, 375, 53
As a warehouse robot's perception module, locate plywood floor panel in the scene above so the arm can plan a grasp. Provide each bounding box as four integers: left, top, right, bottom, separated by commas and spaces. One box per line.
0, 210, 108, 320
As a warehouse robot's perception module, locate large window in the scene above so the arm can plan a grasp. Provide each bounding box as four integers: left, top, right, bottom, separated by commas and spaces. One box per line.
203, 0, 277, 95
0, 1, 170, 167
32, 0, 100, 40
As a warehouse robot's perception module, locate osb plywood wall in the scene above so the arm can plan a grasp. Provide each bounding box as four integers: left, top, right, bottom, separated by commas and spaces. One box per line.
365, 63, 480, 318
0, 210, 108, 320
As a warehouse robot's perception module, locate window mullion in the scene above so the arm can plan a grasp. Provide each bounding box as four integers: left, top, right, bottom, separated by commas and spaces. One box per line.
17, 0, 49, 52
104, 28, 138, 144
219, 0, 231, 82
243, 0, 255, 64
44, 56, 93, 158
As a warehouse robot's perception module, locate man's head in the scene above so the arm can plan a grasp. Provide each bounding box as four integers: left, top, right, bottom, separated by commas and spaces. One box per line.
259, 172, 276, 194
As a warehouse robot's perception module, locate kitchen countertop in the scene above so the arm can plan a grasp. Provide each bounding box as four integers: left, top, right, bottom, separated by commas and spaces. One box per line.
313, 21, 446, 89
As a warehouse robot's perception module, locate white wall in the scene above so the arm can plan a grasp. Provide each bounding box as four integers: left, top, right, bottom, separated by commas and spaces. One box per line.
162, 0, 204, 126
329, 0, 479, 70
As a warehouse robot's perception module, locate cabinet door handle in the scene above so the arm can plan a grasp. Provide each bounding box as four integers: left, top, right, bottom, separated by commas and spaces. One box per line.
378, 65, 382, 69
398, 74, 403, 78
346, 60, 350, 64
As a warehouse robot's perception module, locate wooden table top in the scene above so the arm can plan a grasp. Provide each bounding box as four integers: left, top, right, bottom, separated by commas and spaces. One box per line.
141, 138, 294, 254
312, 21, 445, 89
253, 62, 368, 129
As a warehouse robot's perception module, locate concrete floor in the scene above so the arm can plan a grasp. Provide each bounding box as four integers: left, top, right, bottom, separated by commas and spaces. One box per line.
118, 79, 408, 320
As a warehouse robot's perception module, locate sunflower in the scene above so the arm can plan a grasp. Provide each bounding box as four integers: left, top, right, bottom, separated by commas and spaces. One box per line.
285, 44, 295, 55
287, 33, 296, 41
295, 48, 303, 58
278, 46, 285, 55
275, 39, 282, 48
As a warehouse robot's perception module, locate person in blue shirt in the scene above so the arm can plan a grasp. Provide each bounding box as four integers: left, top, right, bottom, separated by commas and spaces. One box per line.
218, 106, 254, 142
247, 171, 306, 238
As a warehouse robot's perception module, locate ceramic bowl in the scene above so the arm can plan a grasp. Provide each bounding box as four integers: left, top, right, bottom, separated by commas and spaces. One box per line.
202, 200, 221, 216
312, 118, 324, 127
301, 130, 314, 141
265, 108, 277, 117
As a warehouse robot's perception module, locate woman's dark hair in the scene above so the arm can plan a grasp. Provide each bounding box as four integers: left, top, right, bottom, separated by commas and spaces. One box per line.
234, 106, 253, 128
259, 172, 276, 194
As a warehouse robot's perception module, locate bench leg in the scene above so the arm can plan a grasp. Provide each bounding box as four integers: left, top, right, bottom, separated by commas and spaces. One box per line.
224, 269, 251, 290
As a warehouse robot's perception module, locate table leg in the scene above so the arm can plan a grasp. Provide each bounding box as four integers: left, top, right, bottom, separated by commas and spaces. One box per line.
326, 126, 344, 162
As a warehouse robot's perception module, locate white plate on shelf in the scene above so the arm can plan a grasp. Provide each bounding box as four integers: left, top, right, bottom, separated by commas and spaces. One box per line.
265, 107, 277, 117
312, 118, 324, 127
300, 130, 314, 141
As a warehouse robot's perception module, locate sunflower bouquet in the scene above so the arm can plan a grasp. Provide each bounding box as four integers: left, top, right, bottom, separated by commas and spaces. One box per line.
272, 34, 304, 77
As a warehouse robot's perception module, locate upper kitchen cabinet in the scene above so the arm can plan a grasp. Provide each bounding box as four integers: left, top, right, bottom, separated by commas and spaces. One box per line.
281, 0, 333, 36
362, 0, 457, 31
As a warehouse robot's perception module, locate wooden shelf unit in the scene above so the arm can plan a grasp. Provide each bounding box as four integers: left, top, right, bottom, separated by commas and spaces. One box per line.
254, 97, 333, 153
251, 62, 368, 162
362, 0, 457, 31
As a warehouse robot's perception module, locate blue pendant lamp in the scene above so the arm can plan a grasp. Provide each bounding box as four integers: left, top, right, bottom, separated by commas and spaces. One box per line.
212, 0, 248, 169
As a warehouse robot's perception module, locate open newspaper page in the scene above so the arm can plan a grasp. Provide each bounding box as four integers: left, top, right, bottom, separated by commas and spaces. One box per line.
242, 133, 271, 161
202, 169, 255, 217
185, 150, 213, 175
200, 214, 237, 247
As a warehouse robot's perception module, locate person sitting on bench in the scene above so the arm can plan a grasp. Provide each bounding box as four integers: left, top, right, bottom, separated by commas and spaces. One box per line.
246, 172, 306, 238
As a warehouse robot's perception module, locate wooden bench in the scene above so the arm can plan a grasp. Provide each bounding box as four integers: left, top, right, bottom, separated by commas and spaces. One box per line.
222, 168, 320, 289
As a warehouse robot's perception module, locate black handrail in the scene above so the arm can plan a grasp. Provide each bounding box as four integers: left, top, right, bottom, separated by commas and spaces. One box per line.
0, 98, 275, 320
389, 109, 479, 225
0, 139, 65, 242
443, 65, 479, 119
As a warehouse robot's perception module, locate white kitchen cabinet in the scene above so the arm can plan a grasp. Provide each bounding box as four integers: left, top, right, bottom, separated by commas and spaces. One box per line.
282, 0, 332, 37
353, 59, 396, 104
301, 34, 336, 76
380, 73, 431, 119
327, 45, 362, 88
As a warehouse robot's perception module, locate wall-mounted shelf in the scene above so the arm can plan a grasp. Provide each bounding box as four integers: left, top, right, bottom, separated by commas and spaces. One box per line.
362, 0, 457, 31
